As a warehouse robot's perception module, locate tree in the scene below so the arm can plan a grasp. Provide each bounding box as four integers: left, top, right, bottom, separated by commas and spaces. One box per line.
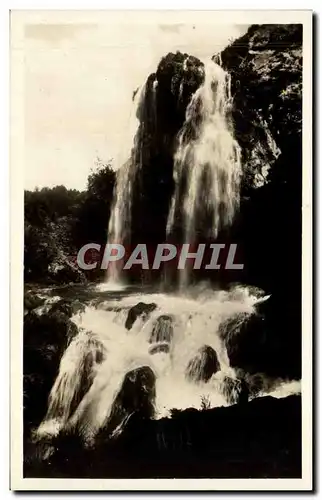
72, 159, 116, 248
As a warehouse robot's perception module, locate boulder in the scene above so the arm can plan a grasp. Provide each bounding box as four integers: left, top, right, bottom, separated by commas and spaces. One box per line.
218, 294, 301, 380
105, 366, 156, 438
149, 314, 173, 344
24, 292, 45, 313
50, 299, 73, 318
46, 335, 106, 422
186, 345, 220, 383
125, 302, 157, 330
70, 299, 86, 316
49, 298, 86, 319
219, 376, 249, 405
218, 311, 267, 374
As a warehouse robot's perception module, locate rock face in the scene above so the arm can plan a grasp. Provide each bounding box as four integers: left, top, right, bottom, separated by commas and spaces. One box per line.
216, 25, 302, 379
218, 24, 302, 295
125, 302, 157, 330
124, 52, 204, 278
104, 366, 156, 438
219, 24, 302, 193
186, 345, 220, 383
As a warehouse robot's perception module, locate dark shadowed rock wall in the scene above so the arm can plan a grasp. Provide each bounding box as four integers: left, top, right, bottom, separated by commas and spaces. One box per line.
218, 24, 302, 293
130, 52, 204, 248
218, 25, 303, 379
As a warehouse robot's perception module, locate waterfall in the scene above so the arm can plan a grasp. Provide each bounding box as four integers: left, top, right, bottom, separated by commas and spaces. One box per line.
106, 84, 147, 284
35, 286, 300, 446
166, 61, 242, 287
105, 60, 241, 288
34, 61, 300, 448
36, 286, 262, 443
106, 159, 134, 284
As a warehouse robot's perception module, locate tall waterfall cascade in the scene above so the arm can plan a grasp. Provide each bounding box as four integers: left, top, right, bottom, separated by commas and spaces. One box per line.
166, 61, 241, 286
167, 61, 241, 239
105, 60, 241, 286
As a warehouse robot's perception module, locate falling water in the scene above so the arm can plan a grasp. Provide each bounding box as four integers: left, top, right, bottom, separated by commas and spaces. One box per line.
106, 60, 241, 288
36, 287, 258, 442
106, 84, 147, 284
36, 286, 300, 445
32, 58, 302, 456
167, 61, 242, 287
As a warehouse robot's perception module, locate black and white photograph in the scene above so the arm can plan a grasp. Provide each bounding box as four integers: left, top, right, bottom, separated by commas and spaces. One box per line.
10, 10, 312, 490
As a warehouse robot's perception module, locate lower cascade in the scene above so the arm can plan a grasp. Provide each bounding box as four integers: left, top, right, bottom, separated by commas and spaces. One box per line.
36, 286, 300, 445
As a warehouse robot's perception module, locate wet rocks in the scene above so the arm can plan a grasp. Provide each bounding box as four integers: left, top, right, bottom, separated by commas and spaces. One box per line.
50, 299, 73, 318
148, 315, 174, 356
218, 295, 301, 380
105, 366, 156, 437
218, 311, 252, 363
149, 342, 170, 355
219, 376, 249, 405
149, 315, 174, 344
23, 305, 80, 433
155, 52, 204, 131
47, 335, 106, 421
218, 311, 265, 374
49, 298, 86, 319
24, 292, 45, 314
186, 345, 220, 383
125, 302, 157, 330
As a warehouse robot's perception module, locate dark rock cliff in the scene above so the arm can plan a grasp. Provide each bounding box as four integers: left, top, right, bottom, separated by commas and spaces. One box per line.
218, 24, 302, 291
217, 24, 303, 379
128, 52, 204, 267
219, 24, 302, 193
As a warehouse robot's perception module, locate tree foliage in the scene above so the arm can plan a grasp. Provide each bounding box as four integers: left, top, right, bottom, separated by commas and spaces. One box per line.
24, 161, 116, 283
73, 159, 116, 248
